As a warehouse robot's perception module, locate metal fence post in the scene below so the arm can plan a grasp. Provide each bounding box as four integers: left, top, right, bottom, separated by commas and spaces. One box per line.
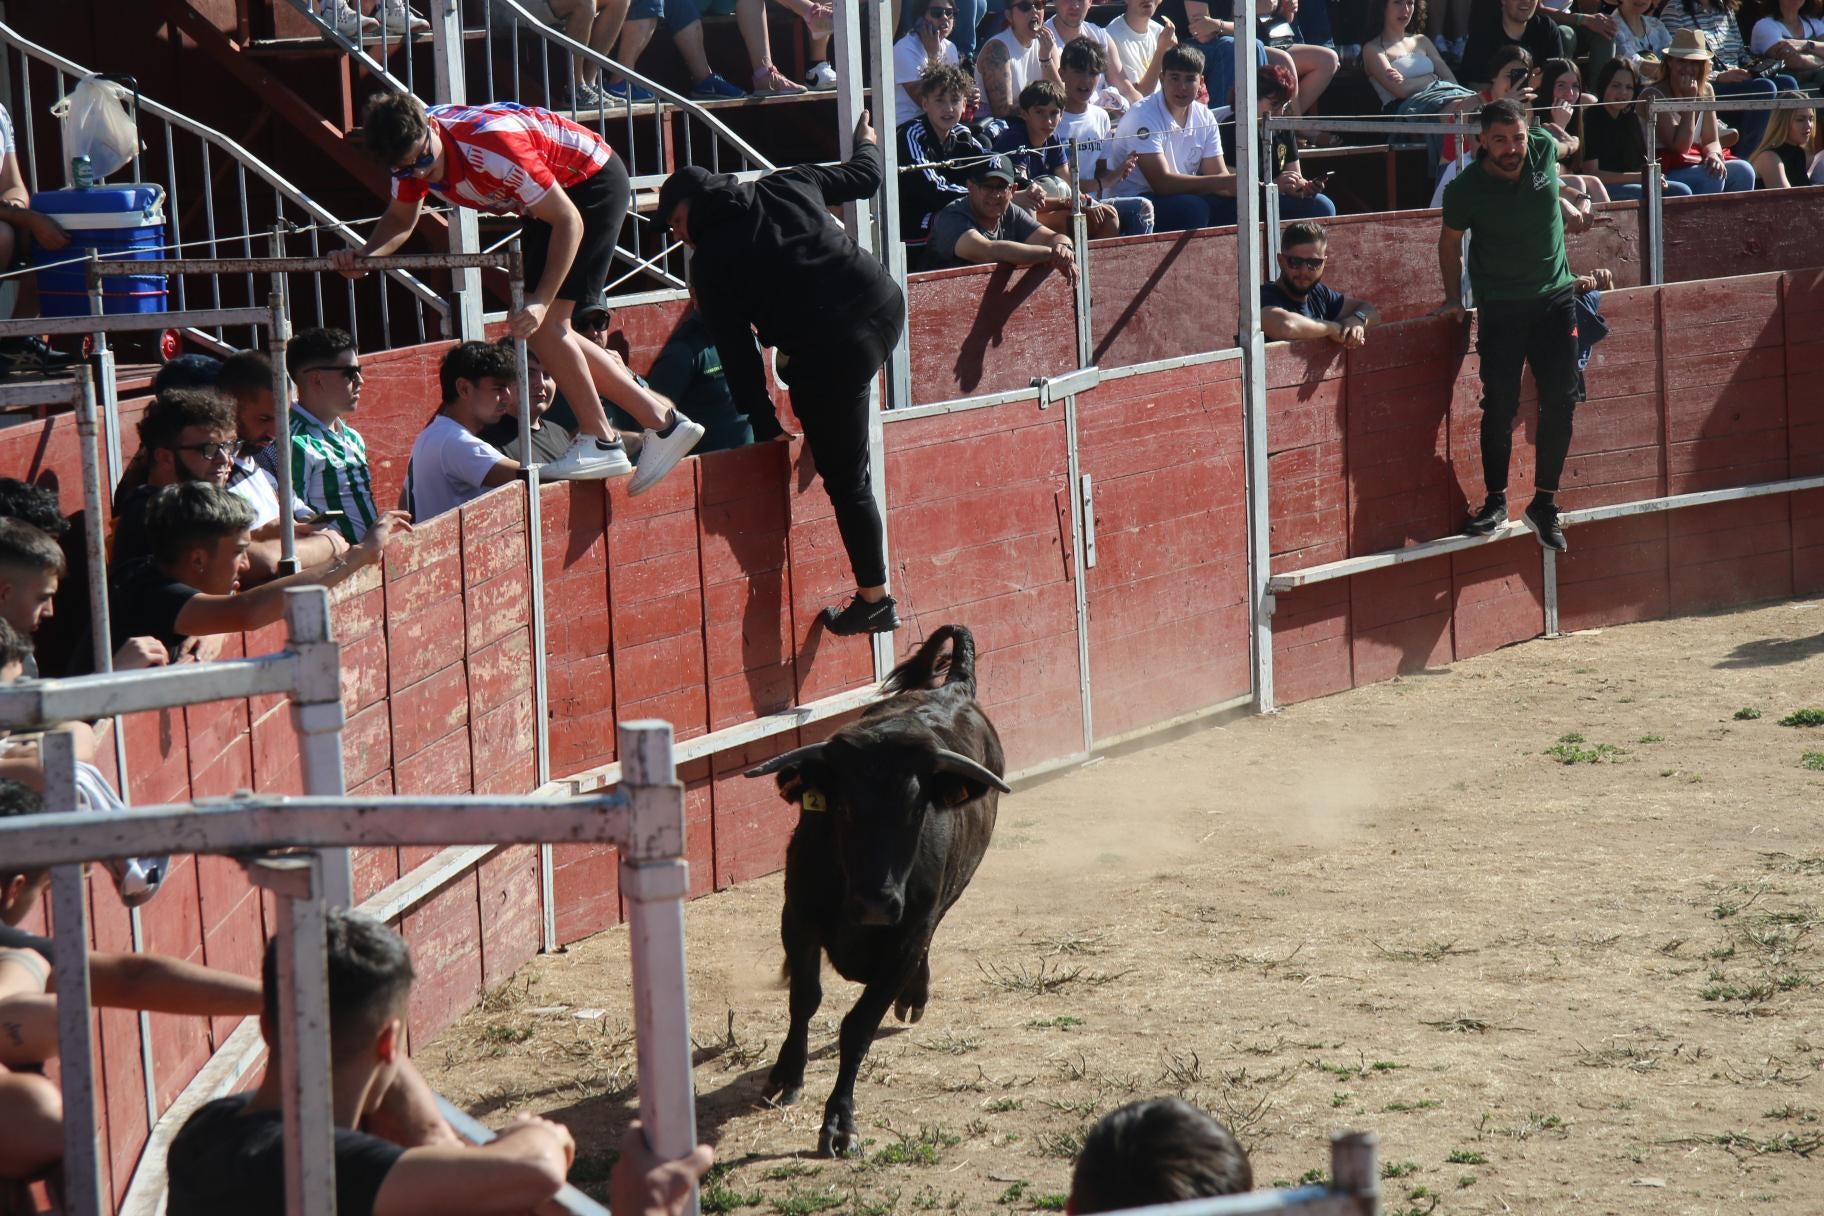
618, 720, 700, 1216
45, 730, 105, 1216
269, 290, 300, 573
1329, 1130, 1379, 1213
1643, 98, 1662, 286
1236, 14, 1275, 714
430, 0, 484, 338
287, 587, 354, 908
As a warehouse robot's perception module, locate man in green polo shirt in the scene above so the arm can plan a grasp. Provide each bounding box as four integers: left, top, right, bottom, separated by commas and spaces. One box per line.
1438, 96, 1579, 553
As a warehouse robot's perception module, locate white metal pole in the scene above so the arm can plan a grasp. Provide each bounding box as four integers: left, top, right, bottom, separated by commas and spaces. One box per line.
430, 0, 484, 339
618, 721, 699, 1216
1235, 13, 1275, 714
1643, 100, 1663, 287
1542, 547, 1560, 639
287, 588, 354, 907
258, 856, 338, 1216
46, 730, 105, 1216
871, 0, 911, 418
1066, 150, 1095, 752
85, 256, 125, 494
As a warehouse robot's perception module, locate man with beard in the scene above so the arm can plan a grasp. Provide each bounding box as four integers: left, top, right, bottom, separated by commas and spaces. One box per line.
1259, 221, 1378, 346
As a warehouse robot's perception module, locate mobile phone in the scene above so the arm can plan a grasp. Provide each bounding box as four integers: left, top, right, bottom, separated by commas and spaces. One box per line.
306, 509, 345, 526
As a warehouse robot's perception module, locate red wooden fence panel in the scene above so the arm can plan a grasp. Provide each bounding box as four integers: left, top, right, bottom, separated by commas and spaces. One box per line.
905, 263, 1077, 406
1086, 228, 1241, 369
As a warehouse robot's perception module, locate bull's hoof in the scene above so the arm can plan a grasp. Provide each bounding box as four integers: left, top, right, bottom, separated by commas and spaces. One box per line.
892, 999, 926, 1024
816, 1116, 858, 1158
762, 1069, 804, 1107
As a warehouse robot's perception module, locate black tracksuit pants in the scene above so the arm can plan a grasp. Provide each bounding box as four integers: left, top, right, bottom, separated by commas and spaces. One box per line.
1475, 284, 1579, 498
770, 308, 903, 589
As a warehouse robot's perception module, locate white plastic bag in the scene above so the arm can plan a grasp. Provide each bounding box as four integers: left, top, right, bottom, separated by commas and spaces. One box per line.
51, 75, 139, 181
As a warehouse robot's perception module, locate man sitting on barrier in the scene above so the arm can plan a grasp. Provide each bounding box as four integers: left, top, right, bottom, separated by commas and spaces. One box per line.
922, 154, 1080, 282
1260, 221, 1380, 345
1107, 45, 1237, 234
108, 483, 408, 661
338, 93, 705, 489
1439, 97, 1580, 552
1066, 1096, 1253, 1212
405, 341, 539, 522
0, 776, 264, 1189
167, 907, 575, 1216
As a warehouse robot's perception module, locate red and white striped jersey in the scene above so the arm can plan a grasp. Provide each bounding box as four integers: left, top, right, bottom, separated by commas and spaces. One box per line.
391, 103, 614, 214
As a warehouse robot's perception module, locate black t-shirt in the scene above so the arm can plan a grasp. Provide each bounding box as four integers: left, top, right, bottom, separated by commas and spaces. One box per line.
108, 558, 199, 655
110, 485, 156, 568
478, 416, 574, 465
1581, 106, 1646, 175
167, 1094, 404, 1216
1262, 279, 1346, 322
1461, 8, 1562, 85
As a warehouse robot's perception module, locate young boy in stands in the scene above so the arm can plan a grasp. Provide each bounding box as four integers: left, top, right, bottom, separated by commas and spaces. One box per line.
1056, 40, 1153, 237
404, 341, 526, 523
258, 326, 387, 544
897, 63, 989, 264
923, 154, 1080, 283
993, 77, 1133, 241
0, 776, 264, 1189
165, 907, 573, 1216
1107, 45, 1238, 233
479, 339, 576, 466
1066, 1097, 1253, 1213
108, 483, 408, 661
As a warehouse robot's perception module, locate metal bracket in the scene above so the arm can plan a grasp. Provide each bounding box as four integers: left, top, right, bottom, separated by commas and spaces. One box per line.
1032, 366, 1102, 409
1080, 474, 1097, 569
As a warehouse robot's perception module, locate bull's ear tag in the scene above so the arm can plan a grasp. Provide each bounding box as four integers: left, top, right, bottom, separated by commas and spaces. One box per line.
800, 788, 827, 812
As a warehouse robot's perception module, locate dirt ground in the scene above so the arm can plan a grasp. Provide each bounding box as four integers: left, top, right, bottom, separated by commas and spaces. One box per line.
421, 599, 1824, 1216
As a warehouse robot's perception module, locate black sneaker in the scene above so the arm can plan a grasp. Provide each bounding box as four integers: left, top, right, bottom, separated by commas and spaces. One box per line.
0, 336, 75, 373
822, 593, 900, 636
1524, 498, 1568, 552
1462, 494, 1508, 536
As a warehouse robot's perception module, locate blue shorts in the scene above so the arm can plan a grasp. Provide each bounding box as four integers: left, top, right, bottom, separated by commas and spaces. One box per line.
628, 0, 701, 33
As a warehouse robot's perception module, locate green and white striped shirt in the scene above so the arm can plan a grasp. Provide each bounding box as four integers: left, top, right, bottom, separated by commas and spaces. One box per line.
258, 402, 377, 543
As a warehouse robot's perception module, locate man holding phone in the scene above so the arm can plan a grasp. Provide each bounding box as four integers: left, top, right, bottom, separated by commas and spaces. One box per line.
1216, 63, 1337, 219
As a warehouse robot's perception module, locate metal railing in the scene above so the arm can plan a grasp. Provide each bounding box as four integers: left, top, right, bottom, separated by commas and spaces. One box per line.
0, 19, 452, 350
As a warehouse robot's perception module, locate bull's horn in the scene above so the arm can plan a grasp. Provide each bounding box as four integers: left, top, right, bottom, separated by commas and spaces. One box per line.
931, 749, 1012, 794
744, 743, 828, 778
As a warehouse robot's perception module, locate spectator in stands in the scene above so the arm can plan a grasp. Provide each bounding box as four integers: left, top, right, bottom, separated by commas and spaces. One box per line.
1661, 0, 1795, 152
1461, 0, 1575, 85
151, 353, 225, 395
1646, 33, 1760, 192
1751, 90, 1823, 185
1180, 1, 1320, 118
1260, 221, 1379, 344
340, 95, 705, 487
1536, 58, 1613, 201
405, 341, 533, 522
1048, 0, 1145, 107
1251, 0, 1340, 114
895, 0, 969, 128
1106, 0, 1177, 95
1580, 60, 1699, 197
1218, 64, 1338, 218
1067, 1097, 1253, 1213
899, 64, 990, 261
1750, 0, 1824, 86
645, 299, 756, 455
1610, 0, 1673, 76
659, 113, 904, 636
922, 154, 1080, 281
479, 340, 578, 465
166, 908, 574, 1216
0, 522, 66, 681
600, 0, 759, 101
1431, 44, 1553, 203
977, 0, 1064, 123
107, 483, 407, 660
1058, 38, 1154, 235
258, 326, 385, 541
0, 775, 265, 1189
0, 103, 74, 380
1108, 45, 1238, 233
1440, 98, 1581, 552
1364, 0, 1480, 170
772, 0, 839, 91
997, 76, 1130, 238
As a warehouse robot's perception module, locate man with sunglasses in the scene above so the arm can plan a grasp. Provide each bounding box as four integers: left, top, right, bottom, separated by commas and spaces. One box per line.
259, 326, 383, 546
1259, 221, 1378, 345
336, 94, 704, 492
977, 0, 1065, 121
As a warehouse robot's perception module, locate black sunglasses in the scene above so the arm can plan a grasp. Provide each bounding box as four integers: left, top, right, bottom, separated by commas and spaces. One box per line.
391, 135, 436, 180
301, 364, 364, 382
170, 440, 235, 460
576, 315, 611, 332
1283, 254, 1326, 269
926, 5, 956, 15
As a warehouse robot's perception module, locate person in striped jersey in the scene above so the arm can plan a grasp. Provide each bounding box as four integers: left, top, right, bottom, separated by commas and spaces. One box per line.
259, 326, 381, 543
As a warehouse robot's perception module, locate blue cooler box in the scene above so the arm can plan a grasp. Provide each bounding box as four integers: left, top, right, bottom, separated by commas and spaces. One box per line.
29, 184, 167, 317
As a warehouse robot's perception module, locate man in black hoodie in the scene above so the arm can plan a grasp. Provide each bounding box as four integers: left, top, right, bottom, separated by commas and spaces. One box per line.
656, 111, 906, 638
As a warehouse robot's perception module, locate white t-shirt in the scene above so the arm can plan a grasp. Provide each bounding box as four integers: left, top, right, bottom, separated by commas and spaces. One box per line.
1058, 105, 1114, 180
405, 414, 508, 523
227, 455, 310, 529
1103, 14, 1162, 85
0, 106, 14, 159
976, 28, 1047, 109
893, 32, 962, 127
1107, 91, 1224, 198
1612, 14, 1672, 64
1046, 18, 1128, 110
1751, 13, 1824, 55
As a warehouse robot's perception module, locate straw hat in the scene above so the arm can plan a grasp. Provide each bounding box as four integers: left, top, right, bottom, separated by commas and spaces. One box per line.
1664, 28, 1713, 60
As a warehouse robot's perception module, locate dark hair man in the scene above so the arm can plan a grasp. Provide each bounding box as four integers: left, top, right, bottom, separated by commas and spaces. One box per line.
1440, 97, 1579, 552
1106, 45, 1238, 234
0, 521, 63, 679
0, 481, 65, 539
335, 93, 703, 488
1261, 221, 1380, 346
656, 110, 906, 637
922, 154, 1079, 283
166, 908, 575, 1216
478, 338, 577, 465
404, 341, 530, 522
108, 483, 407, 659
1067, 1097, 1253, 1213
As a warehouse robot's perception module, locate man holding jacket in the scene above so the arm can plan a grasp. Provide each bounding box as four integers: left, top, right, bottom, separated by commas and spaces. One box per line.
656, 112, 906, 637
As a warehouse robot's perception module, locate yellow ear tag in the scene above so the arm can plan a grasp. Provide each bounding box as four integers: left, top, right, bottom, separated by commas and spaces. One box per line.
800, 788, 827, 812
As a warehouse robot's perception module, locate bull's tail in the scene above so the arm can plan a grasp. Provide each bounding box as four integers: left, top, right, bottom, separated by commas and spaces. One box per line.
881, 625, 977, 695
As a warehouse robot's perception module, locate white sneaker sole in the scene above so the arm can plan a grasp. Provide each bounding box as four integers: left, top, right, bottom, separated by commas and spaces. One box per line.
627, 419, 706, 496
542, 449, 634, 481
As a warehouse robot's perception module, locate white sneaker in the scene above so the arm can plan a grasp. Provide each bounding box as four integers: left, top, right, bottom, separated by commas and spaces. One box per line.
627, 412, 706, 495
805, 62, 838, 91
542, 433, 635, 480
377, 0, 430, 33
319, 0, 379, 38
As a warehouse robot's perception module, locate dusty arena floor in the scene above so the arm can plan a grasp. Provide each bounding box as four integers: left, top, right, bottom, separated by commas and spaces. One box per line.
422, 599, 1824, 1216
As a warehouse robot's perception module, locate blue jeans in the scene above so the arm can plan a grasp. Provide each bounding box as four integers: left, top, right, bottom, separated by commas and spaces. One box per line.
1276, 190, 1336, 218
949, 0, 985, 55
1195, 36, 1268, 111
1665, 158, 1758, 194
1605, 180, 1694, 200
1107, 195, 1154, 235
1144, 192, 1237, 232
1714, 75, 1798, 155
1293, 0, 1333, 47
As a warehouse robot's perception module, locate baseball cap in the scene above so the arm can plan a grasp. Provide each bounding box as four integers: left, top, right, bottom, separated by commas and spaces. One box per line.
656, 164, 739, 224
969, 154, 1018, 187
575, 294, 611, 326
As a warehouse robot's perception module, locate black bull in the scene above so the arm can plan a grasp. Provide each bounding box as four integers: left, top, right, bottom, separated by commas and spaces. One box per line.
744, 624, 1006, 1157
